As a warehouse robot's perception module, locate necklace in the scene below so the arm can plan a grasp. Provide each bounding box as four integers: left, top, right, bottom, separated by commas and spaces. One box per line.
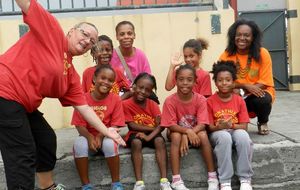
235, 54, 252, 79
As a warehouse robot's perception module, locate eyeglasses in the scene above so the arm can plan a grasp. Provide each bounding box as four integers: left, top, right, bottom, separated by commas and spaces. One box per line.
77, 28, 96, 46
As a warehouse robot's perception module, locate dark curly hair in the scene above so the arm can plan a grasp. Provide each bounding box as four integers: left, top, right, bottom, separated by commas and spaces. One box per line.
175, 64, 197, 80
91, 35, 113, 56
226, 19, 262, 62
211, 60, 237, 81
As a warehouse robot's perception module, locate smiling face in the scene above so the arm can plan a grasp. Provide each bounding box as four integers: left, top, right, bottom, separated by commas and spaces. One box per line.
67, 23, 98, 56
183, 47, 201, 68
215, 71, 233, 94
93, 68, 115, 95
235, 24, 253, 54
93, 40, 113, 65
116, 24, 135, 49
176, 68, 195, 96
133, 77, 154, 103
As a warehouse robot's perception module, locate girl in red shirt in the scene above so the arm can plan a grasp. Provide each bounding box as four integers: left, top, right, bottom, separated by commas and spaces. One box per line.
122, 73, 172, 190
207, 61, 253, 190
82, 35, 130, 99
161, 64, 218, 190
165, 38, 212, 97
72, 64, 125, 190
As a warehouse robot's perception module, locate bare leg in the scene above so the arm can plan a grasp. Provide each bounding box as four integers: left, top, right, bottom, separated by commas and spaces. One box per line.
131, 139, 143, 181
154, 136, 168, 178
106, 155, 120, 182
74, 157, 90, 185
37, 171, 55, 189
170, 132, 182, 175
198, 131, 215, 172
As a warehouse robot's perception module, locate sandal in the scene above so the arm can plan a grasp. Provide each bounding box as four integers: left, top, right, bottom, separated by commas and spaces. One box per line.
257, 123, 270, 135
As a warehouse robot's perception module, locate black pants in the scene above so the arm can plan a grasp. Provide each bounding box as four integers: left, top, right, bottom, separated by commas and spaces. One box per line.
244, 92, 272, 124
0, 98, 57, 190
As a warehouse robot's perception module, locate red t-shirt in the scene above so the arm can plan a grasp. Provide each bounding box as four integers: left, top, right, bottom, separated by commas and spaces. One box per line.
171, 68, 212, 96
0, 0, 85, 112
82, 66, 130, 94
207, 93, 249, 126
122, 97, 161, 141
161, 93, 209, 128
71, 92, 125, 137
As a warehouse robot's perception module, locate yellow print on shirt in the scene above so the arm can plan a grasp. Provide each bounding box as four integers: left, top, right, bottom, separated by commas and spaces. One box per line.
133, 114, 155, 127
214, 109, 238, 124
63, 52, 71, 75
92, 106, 107, 121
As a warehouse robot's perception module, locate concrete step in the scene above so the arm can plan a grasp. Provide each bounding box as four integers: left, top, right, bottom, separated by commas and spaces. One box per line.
4, 126, 300, 190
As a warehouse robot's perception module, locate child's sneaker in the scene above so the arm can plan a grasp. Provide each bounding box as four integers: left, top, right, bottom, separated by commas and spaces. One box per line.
220, 183, 232, 190
240, 181, 252, 190
111, 182, 124, 190
208, 178, 219, 190
171, 180, 190, 190
160, 181, 172, 190
82, 183, 93, 190
54, 184, 67, 190
133, 181, 145, 190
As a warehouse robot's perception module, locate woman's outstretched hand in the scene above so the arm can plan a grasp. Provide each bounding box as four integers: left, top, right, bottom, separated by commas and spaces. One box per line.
106, 128, 126, 146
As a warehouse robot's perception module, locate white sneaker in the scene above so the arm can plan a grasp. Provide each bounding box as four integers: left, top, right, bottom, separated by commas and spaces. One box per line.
54, 184, 67, 190
133, 181, 145, 190
220, 183, 232, 190
240, 181, 252, 190
171, 180, 190, 190
160, 181, 172, 190
208, 178, 219, 190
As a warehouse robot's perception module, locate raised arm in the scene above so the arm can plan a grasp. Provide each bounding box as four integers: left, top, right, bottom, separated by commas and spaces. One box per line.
15, 0, 31, 14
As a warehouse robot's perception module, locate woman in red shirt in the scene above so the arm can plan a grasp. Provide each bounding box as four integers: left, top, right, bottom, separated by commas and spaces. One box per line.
0, 0, 125, 189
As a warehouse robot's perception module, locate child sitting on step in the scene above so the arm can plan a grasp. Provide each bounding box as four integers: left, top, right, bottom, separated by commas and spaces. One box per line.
72, 64, 125, 190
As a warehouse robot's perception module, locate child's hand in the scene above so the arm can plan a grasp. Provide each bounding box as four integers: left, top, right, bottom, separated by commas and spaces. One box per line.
136, 132, 150, 141
87, 135, 99, 152
180, 135, 189, 157
217, 117, 232, 130
170, 52, 184, 68
186, 129, 200, 146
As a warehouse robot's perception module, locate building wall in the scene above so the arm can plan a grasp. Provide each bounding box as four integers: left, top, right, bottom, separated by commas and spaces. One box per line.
0, 7, 234, 129
287, 0, 300, 91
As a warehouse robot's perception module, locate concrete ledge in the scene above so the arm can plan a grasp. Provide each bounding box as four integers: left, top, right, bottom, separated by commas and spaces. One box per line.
53, 130, 300, 190
2, 126, 300, 190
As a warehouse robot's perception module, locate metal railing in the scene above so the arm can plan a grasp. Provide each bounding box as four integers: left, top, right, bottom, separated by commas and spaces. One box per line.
0, 0, 214, 15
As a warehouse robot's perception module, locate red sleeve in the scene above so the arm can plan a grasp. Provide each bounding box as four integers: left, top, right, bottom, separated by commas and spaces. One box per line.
200, 72, 212, 96
115, 68, 130, 91
23, 0, 64, 54
161, 97, 178, 127
82, 69, 89, 93
257, 48, 274, 87
206, 98, 215, 125
59, 67, 87, 107
196, 96, 209, 125
122, 100, 134, 123
149, 99, 161, 117
110, 96, 126, 127
71, 109, 88, 127
237, 96, 250, 123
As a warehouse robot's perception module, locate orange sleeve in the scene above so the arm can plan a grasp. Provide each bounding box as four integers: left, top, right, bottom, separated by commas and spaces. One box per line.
257, 48, 274, 87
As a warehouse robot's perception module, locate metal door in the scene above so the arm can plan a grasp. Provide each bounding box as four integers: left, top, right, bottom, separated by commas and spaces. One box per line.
239, 10, 288, 90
